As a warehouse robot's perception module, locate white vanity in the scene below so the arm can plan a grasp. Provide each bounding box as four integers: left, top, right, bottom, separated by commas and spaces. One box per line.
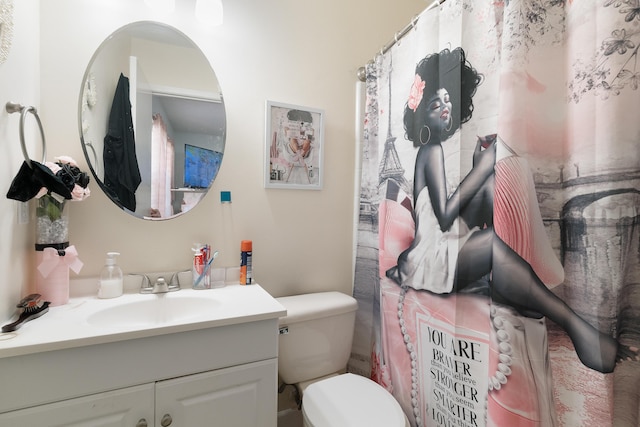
0, 284, 285, 426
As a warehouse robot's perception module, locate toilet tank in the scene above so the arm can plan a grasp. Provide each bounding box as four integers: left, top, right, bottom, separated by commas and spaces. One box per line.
276, 292, 358, 385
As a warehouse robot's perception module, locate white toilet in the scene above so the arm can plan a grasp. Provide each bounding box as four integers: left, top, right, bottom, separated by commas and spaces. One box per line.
276, 292, 409, 427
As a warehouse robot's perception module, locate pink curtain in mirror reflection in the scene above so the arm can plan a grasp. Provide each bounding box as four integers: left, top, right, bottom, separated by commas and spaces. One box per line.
151, 113, 175, 219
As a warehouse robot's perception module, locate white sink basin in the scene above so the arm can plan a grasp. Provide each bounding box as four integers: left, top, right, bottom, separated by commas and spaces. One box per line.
87, 295, 219, 327
0, 285, 286, 360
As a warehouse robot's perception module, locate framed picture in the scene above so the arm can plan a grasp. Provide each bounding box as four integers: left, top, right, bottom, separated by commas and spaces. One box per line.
264, 100, 324, 190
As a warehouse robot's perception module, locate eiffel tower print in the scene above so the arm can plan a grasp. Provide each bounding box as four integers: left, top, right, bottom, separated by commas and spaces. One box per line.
378, 56, 412, 208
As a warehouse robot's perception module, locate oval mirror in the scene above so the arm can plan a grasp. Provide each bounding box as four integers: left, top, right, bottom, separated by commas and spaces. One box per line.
79, 21, 225, 220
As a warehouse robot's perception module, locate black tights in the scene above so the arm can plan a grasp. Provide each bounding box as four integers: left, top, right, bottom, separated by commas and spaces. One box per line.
454, 172, 621, 372
456, 227, 619, 373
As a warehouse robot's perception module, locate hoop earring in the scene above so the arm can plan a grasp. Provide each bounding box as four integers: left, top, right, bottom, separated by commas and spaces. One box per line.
445, 116, 453, 132
419, 126, 431, 145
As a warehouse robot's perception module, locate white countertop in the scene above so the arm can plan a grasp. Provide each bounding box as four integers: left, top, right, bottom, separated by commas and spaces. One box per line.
0, 284, 286, 359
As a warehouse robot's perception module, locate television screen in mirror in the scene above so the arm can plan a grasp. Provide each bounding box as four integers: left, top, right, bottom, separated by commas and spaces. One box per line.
79, 21, 226, 220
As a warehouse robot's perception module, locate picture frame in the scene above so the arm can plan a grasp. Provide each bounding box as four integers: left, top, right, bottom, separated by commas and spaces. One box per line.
264, 100, 324, 190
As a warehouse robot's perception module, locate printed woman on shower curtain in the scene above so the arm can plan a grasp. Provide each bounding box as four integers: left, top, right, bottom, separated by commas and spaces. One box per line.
383, 46, 638, 426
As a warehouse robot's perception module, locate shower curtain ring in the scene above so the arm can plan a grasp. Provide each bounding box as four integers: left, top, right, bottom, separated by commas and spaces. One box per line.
394, 32, 400, 46
356, 67, 367, 82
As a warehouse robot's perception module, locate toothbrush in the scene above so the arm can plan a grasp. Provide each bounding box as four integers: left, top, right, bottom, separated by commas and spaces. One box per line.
2, 294, 50, 333
193, 250, 219, 289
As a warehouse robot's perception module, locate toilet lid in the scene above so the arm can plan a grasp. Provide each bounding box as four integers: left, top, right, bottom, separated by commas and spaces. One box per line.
302, 373, 407, 427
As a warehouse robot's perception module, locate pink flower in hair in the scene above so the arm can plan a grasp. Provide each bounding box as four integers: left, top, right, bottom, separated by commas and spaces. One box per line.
408, 74, 425, 112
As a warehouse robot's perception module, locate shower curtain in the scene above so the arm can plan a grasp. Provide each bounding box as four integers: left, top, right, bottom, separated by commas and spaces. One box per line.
351, 1, 640, 426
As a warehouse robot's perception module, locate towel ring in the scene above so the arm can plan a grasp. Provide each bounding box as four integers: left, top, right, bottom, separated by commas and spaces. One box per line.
84, 141, 99, 175
5, 101, 46, 169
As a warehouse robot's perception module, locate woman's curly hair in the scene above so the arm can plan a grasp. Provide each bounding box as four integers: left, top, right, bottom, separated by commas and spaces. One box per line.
404, 47, 482, 147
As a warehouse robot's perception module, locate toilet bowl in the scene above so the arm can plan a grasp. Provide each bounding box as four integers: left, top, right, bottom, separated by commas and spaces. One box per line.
302, 373, 408, 427
276, 292, 408, 427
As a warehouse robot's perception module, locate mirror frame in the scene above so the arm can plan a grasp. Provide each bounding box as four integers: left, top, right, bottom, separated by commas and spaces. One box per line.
78, 21, 226, 220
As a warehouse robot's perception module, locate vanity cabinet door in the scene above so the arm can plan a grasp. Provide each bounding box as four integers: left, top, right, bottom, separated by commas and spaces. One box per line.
0, 383, 154, 427
155, 358, 277, 427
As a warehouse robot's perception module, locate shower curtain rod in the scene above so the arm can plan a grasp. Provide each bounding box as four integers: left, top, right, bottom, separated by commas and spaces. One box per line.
357, 0, 444, 81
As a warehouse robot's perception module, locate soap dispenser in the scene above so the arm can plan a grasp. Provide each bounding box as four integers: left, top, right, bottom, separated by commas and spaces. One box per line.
98, 252, 123, 299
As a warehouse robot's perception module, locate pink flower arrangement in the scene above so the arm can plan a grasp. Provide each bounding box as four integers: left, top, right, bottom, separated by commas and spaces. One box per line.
34, 156, 91, 223
7, 155, 91, 226
36, 156, 91, 202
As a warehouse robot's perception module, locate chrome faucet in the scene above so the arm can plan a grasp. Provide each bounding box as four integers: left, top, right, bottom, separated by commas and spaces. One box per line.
152, 277, 170, 293
135, 272, 182, 294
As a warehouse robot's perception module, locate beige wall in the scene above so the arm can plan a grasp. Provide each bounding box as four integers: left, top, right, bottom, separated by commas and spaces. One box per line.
0, 0, 39, 322
1, 0, 424, 320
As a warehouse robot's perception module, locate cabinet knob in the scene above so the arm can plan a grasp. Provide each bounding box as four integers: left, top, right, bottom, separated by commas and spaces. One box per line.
136, 419, 148, 427
161, 414, 173, 426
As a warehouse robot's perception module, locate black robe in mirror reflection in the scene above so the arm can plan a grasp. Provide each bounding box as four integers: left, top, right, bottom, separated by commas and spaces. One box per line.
103, 73, 141, 212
